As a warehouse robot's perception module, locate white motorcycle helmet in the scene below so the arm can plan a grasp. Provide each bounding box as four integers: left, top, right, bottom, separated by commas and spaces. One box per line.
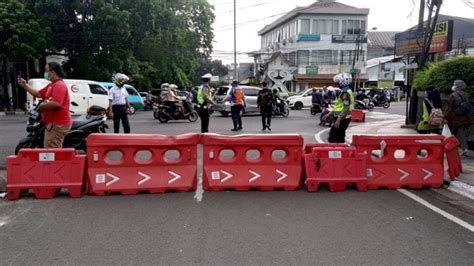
112, 73, 129, 87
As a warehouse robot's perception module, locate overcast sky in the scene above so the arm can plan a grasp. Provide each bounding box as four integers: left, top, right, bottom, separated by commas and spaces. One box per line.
208, 0, 474, 64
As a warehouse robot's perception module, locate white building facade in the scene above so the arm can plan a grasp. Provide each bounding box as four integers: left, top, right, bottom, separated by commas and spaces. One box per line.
250, 0, 369, 92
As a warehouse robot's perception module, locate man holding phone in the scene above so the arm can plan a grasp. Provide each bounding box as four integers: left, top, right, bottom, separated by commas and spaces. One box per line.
17, 62, 72, 148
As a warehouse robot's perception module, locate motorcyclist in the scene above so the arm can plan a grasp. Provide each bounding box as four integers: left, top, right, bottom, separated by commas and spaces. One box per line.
355, 90, 370, 107
168, 84, 185, 115
272, 88, 285, 113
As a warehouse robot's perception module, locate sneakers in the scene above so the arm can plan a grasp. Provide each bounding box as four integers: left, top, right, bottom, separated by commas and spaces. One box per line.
266, 126, 271, 131
230, 128, 238, 132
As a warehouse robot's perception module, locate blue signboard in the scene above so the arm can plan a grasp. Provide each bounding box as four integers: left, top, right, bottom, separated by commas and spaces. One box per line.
297, 34, 321, 42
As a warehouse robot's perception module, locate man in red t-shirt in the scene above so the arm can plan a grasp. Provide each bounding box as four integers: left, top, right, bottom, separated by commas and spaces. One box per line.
17, 62, 72, 148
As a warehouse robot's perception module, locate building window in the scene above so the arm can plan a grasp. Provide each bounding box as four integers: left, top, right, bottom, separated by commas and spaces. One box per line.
297, 50, 310, 66
341, 19, 366, 35
311, 19, 336, 35
300, 19, 310, 34
311, 50, 338, 65
340, 50, 365, 65
333, 20, 339, 34
288, 52, 297, 66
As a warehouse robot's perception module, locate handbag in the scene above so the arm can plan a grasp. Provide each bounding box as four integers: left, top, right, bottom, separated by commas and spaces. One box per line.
426, 99, 444, 126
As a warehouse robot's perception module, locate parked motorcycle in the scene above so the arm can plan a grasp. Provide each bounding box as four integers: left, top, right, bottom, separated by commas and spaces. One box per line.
354, 99, 375, 112
273, 98, 290, 117
372, 94, 391, 108
15, 102, 108, 155
153, 96, 198, 123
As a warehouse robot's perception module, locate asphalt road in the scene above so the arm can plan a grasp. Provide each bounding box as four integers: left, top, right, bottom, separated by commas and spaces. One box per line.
1, 102, 473, 265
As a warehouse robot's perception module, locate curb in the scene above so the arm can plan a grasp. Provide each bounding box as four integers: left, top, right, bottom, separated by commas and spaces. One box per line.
447, 181, 474, 200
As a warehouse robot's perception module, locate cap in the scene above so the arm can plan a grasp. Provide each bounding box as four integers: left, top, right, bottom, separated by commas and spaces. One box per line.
201, 73, 212, 79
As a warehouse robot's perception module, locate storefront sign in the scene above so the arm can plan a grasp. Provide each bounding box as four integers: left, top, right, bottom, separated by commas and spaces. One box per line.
395, 20, 453, 56
332, 35, 367, 43
305, 66, 319, 75
297, 34, 320, 42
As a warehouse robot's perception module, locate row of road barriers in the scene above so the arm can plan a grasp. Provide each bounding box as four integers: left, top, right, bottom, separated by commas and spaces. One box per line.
5, 133, 462, 200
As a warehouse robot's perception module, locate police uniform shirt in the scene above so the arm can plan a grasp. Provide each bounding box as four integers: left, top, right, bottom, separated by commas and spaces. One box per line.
109, 86, 129, 105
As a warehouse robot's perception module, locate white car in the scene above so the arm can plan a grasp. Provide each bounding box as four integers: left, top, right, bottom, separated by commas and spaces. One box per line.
27, 79, 110, 115
287, 89, 314, 110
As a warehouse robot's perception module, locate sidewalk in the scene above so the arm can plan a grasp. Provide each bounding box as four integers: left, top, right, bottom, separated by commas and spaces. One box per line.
346, 118, 474, 200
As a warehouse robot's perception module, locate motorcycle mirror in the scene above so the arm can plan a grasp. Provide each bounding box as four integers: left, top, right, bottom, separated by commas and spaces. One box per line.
71, 101, 79, 106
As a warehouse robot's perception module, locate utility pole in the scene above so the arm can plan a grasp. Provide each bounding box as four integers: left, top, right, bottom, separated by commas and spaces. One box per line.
233, 0, 237, 82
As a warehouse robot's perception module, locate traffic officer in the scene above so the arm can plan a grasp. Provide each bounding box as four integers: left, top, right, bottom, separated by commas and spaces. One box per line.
196, 73, 215, 133
108, 73, 131, 134
328, 73, 354, 143
227, 80, 245, 131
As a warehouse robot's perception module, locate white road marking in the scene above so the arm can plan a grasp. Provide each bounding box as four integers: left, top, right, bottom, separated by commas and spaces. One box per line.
0, 216, 9, 227
314, 128, 331, 144
398, 189, 474, 232
138, 171, 152, 185
168, 171, 181, 184
249, 170, 261, 182
276, 169, 288, 183
106, 173, 120, 187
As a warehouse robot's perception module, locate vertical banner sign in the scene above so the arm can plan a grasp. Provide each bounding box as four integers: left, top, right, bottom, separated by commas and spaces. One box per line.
429, 20, 453, 53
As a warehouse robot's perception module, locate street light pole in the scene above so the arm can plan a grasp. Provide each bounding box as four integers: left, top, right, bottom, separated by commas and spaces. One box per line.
234, 0, 237, 81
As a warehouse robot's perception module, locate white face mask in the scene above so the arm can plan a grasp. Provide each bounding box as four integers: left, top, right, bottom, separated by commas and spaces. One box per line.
451, 85, 456, 91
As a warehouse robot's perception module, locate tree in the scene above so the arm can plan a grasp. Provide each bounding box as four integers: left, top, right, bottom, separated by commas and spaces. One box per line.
0, 0, 50, 110
194, 59, 228, 83
413, 55, 474, 97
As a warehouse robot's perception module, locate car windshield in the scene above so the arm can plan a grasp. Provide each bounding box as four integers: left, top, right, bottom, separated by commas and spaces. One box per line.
298, 89, 309, 96
216, 87, 229, 96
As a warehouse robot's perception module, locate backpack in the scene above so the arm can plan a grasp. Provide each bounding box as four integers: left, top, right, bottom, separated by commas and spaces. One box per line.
259, 89, 272, 107
191, 88, 198, 104
426, 99, 444, 126
454, 93, 471, 116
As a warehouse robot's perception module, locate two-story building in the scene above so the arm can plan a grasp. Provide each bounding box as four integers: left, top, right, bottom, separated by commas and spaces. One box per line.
249, 0, 369, 92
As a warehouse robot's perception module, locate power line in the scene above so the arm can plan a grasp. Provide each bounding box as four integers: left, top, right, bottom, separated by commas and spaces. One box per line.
214, 11, 288, 32
215, 1, 272, 15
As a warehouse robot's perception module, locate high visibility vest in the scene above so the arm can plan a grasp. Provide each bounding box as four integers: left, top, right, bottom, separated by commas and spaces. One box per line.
197, 85, 210, 105
334, 88, 354, 114
230, 86, 244, 105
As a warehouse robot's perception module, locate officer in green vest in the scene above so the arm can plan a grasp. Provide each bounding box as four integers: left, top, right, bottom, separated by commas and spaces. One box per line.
196, 73, 216, 133
328, 73, 354, 143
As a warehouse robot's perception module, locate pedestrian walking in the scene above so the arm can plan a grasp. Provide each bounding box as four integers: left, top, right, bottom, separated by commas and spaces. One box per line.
257, 81, 273, 131
17, 62, 72, 148
417, 85, 443, 133
108, 73, 131, 134
196, 73, 216, 133
227, 80, 245, 131
445, 80, 472, 157
327, 73, 354, 143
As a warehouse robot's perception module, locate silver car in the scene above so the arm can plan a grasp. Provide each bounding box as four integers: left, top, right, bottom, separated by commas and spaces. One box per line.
213, 85, 261, 116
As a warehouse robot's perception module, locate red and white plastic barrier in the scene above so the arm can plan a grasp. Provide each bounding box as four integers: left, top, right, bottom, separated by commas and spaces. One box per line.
201, 134, 304, 191
86, 133, 199, 196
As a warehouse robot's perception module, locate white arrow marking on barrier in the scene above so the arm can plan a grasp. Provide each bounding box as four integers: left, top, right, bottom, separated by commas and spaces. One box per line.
249, 170, 261, 183
138, 171, 152, 185
168, 171, 181, 184
106, 173, 120, 187
398, 168, 409, 181
220, 170, 233, 183
276, 169, 288, 183
422, 168, 433, 180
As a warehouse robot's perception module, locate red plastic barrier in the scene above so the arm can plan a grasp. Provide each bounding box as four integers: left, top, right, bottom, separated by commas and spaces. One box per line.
351, 109, 365, 123
304, 146, 367, 192
352, 135, 445, 189
6, 149, 86, 200
302, 143, 350, 180
201, 134, 304, 191
86, 133, 199, 196
443, 136, 462, 180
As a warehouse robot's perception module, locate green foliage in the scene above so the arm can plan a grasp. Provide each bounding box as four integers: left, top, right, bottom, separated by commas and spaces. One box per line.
20, 0, 215, 90
0, 0, 50, 61
413, 56, 474, 97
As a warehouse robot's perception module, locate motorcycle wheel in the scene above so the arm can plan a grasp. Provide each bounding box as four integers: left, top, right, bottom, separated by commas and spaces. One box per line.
383, 101, 390, 108
282, 108, 290, 117
158, 112, 169, 123
128, 105, 136, 115
368, 103, 375, 112
310, 107, 317, 115
153, 110, 160, 120
188, 111, 199, 122
14, 138, 40, 155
